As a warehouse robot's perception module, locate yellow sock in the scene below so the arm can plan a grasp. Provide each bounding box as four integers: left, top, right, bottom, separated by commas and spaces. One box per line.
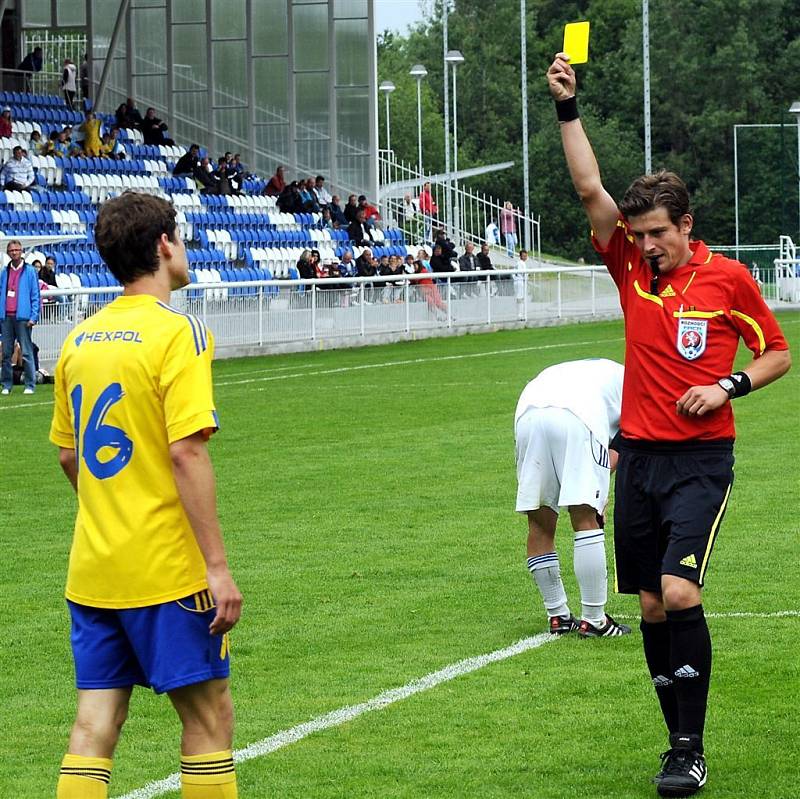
181, 750, 238, 798
57, 753, 112, 798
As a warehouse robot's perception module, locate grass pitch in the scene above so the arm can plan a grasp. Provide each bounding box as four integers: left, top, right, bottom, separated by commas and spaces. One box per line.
2, 314, 799, 798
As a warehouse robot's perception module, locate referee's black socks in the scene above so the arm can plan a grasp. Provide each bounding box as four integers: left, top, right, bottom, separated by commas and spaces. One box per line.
666, 604, 712, 749
640, 618, 679, 734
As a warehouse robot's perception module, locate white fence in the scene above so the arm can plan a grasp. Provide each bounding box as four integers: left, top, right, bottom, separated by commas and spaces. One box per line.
36, 267, 621, 363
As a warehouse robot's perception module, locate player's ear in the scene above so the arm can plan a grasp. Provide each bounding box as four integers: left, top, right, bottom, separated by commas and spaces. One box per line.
679, 214, 693, 235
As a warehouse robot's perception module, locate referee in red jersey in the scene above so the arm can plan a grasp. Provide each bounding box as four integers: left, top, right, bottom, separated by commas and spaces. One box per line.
547, 54, 791, 797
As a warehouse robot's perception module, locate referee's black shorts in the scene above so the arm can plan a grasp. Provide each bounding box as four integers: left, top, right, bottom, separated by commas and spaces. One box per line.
613, 437, 735, 595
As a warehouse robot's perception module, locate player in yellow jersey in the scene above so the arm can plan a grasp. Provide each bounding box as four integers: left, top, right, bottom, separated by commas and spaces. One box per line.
50, 192, 242, 799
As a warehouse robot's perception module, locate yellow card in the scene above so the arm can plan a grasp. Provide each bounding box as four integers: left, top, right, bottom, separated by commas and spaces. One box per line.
563, 21, 590, 64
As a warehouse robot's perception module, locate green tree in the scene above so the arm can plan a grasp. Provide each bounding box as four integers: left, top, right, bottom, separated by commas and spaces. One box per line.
378, 0, 800, 256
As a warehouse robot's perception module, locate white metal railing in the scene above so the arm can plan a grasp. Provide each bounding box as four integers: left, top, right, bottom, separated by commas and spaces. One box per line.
36, 267, 621, 362
378, 150, 540, 266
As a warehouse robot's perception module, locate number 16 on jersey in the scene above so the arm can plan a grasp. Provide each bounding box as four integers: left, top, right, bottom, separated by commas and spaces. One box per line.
71, 382, 134, 480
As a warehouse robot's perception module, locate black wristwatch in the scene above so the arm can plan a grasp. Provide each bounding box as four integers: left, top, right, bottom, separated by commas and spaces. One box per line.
717, 377, 736, 399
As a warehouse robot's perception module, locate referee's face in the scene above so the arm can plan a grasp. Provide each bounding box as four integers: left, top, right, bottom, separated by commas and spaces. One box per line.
628, 206, 693, 274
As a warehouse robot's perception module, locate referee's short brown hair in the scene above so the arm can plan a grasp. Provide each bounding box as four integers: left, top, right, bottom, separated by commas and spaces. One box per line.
95, 191, 177, 285
620, 170, 692, 226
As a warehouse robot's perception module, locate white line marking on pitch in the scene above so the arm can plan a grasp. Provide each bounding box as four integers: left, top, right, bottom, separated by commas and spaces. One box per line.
116, 608, 799, 798
114, 632, 557, 799
214, 336, 625, 389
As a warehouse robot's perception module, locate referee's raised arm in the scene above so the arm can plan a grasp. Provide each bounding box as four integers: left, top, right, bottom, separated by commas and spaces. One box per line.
547, 53, 619, 249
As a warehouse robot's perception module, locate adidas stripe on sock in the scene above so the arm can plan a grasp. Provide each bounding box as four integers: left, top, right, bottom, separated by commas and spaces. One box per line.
573, 529, 607, 626
527, 552, 570, 619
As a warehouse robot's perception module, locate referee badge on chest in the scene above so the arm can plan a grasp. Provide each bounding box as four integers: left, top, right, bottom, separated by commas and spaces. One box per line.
676, 318, 707, 360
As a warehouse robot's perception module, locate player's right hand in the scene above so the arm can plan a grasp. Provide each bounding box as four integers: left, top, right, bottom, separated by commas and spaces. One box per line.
547, 53, 576, 101
207, 566, 243, 635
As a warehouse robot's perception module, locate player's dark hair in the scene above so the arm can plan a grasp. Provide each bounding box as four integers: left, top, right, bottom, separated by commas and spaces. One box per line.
620, 170, 692, 226
95, 191, 177, 285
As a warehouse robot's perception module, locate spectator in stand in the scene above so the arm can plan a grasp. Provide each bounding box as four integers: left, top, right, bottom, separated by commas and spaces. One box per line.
418, 182, 438, 241
100, 127, 126, 159
413, 252, 447, 318
277, 181, 302, 214
28, 130, 45, 154
227, 154, 244, 193
458, 241, 480, 297
61, 58, 78, 110
264, 165, 286, 197
142, 107, 175, 146
477, 243, 495, 293
347, 208, 374, 246
41, 256, 66, 313
500, 200, 518, 258
209, 156, 234, 195
296, 250, 315, 280
298, 178, 319, 212
0, 107, 12, 138
79, 110, 103, 157
123, 97, 144, 129
194, 157, 216, 193
17, 46, 43, 92
429, 243, 455, 275
515, 249, 530, 313
403, 192, 421, 240
338, 250, 356, 277
434, 228, 457, 261
358, 195, 381, 225
1, 240, 40, 395
329, 195, 347, 226
314, 175, 332, 207
380, 255, 405, 303
319, 207, 336, 230
355, 247, 377, 302
80, 53, 90, 103
1, 146, 35, 190
172, 144, 201, 177
344, 194, 359, 224
404, 253, 416, 273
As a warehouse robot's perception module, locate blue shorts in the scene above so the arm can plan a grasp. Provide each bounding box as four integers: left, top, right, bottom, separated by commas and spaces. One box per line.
68, 590, 231, 694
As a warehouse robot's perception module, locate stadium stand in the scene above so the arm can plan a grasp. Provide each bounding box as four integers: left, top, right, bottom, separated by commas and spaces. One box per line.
0, 91, 411, 297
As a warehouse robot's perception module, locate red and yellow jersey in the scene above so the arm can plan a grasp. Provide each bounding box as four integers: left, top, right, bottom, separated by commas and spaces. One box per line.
50, 294, 218, 609
593, 217, 788, 442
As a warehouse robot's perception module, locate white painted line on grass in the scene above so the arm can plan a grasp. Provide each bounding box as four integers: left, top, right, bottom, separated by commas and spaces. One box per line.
214, 336, 625, 389
114, 632, 557, 799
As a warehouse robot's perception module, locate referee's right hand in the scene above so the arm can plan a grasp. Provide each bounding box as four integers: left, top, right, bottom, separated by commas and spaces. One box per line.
547, 53, 576, 101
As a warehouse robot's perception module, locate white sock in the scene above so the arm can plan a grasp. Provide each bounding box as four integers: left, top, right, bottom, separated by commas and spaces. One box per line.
573, 529, 607, 626
527, 552, 570, 619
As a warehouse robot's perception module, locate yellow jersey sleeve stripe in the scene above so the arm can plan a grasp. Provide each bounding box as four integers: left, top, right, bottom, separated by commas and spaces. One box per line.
681, 271, 697, 293
633, 279, 664, 307
700, 481, 732, 583
731, 309, 766, 354
672, 310, 724, 319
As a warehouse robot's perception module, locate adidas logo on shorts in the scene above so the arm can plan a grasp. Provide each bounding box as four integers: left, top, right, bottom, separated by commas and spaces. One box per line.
679, 553, 698, 568
674, 664, 700, 679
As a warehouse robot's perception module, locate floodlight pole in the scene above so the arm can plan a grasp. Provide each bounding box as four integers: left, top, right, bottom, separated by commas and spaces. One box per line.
521, 0, 531, 250
442, 2, 452, 236
790, 101, 800, 240
643, 0, 652, 174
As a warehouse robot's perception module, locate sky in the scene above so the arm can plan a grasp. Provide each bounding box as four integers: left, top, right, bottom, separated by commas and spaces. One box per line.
374, 0, 427, 36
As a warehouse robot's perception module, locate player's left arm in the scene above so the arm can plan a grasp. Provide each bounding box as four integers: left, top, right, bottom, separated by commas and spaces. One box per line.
677, 271, 791, 416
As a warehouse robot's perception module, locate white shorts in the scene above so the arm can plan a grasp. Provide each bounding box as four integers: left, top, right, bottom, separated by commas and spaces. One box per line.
514, 406, 610, 514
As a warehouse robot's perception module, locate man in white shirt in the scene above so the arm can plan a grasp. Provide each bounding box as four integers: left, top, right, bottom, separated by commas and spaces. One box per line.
0, 146, 35, 189
515, 358, 631, 637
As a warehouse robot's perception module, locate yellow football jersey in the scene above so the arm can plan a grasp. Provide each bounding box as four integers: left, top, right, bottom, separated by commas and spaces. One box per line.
50, 294, 219, 609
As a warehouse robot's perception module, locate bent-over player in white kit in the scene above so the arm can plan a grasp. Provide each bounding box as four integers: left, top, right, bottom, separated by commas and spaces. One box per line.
515, 358, 631, 637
